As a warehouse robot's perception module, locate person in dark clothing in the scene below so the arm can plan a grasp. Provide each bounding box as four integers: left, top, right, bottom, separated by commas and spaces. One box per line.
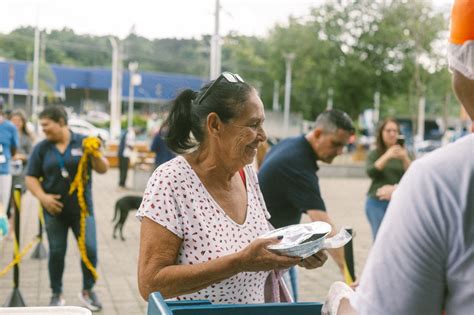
258, 109, 355, 298
150, 123, 175, 168
118, 127, 135, 188
25, 106, 109, 311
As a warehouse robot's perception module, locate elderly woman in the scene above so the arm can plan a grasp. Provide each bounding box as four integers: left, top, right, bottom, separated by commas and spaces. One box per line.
137, 72, 328, 304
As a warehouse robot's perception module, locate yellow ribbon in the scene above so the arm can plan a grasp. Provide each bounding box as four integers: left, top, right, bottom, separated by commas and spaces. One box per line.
0, 237, 40, 277
68, 136, 102, 281
38, 204, 45, 227
343, 261, 354, 285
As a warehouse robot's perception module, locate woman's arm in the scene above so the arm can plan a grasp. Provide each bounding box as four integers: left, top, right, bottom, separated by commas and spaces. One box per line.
91, 155, 109, 174
137, 217, 301, 300
373, 150, 392, 171
366, 151, 383, 177
400, 150, 411, 171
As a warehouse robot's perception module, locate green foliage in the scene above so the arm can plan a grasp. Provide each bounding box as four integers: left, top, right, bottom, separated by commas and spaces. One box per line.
25, 61, 57, 101
0, 0, 452, 121
120, 115, 147, 130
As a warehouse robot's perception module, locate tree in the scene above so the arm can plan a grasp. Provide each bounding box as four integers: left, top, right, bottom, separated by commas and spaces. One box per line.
26, 61, 57, 103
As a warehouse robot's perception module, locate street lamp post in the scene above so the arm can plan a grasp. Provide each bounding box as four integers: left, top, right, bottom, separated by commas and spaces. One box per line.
283, 53, 295, 136
109, 37, 123, 140
210, 0, 221, 79
326, 88, 334, 110
32, 27, 40, 119
127, 62, 140, 130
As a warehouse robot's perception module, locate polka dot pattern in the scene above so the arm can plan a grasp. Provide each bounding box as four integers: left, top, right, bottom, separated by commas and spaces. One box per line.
137, 156, 272, 304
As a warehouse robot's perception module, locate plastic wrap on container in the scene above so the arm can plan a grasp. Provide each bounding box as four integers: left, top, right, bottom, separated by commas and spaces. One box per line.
259, 221, 352, 258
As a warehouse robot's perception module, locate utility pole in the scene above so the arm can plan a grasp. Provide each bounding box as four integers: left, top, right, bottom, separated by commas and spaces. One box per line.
283, 53, 295, 136
417, 96, 425, 142
326, 88, 334, 110
127, 62, 140, 130
32, 27, 40, 119
272, 80, 280, 112
109, 37, 123, 140
8, 64, 15, 109
373, 91, 380, 126
210, 0, 221, 79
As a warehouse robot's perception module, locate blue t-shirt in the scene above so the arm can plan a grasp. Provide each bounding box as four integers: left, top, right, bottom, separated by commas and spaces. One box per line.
27, 131, 93, 218
0, 119, 19, 175
258, 135, 326, 228
150, 132, 175, 167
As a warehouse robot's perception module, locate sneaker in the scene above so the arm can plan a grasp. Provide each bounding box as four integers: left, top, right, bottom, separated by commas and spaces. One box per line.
49, 293, 66, 306
78, 290, 102, 312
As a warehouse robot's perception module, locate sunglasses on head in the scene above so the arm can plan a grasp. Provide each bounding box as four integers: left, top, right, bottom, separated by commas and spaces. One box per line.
194, 72, 245, 106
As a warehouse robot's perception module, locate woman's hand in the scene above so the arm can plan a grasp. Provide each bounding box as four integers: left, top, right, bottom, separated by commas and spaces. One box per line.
40, 194, 63, 215
385, 145, 404, 159
237, 237, 301, 272
298, 250, 329, 269
376, 184, 397, 200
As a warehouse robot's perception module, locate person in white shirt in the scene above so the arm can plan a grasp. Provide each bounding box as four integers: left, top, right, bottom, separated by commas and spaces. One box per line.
322, 1, 474, 314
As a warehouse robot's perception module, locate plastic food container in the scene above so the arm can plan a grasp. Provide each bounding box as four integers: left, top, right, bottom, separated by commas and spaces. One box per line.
259, 221, 351, 258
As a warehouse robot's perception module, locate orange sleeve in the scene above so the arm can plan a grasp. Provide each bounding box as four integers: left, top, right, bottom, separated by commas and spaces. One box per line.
450, 0, 474, 44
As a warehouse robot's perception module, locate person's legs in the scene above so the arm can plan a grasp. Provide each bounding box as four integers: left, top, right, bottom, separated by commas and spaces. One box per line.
43, 211, 69, 296
71, 214, 98, 291
118, 157, 129, 187
365, 197, 389, 240
0, 174, 13, 238
0, 174, 12, 215
72, 214, 102, 311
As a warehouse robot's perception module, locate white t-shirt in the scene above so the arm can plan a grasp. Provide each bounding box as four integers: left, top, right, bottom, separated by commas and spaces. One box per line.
352, 134, 474, 314
137, 156, 272, 304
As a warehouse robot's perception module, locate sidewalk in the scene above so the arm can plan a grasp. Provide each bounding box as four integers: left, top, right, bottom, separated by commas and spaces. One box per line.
0, 168, 373, 313
0, 169, 147, 314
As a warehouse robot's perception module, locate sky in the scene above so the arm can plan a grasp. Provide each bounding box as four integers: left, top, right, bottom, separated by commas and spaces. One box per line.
2, 0, 453, 40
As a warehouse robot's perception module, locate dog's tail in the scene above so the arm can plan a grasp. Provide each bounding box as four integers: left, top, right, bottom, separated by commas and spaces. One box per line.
112, 202, 119, 222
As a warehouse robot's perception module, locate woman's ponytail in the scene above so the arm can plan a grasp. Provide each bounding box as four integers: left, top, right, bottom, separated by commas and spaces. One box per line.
165, 89, 197, 153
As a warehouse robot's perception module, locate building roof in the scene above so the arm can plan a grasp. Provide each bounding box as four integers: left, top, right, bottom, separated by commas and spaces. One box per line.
0, 60, 207, 102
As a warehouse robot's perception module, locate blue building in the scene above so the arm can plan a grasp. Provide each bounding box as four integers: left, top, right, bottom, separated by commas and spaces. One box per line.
0, 59, 206, 115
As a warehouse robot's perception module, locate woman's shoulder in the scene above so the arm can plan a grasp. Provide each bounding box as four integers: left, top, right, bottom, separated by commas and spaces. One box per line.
152, 156, 191, 181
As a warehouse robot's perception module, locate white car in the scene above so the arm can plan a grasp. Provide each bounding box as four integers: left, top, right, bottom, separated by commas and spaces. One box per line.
68, 118, 110, 142
85, 111, 110, 125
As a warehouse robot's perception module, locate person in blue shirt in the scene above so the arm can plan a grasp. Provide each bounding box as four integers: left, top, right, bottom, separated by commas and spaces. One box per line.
150, 122, 175, 168
0, 99, 19, 238
25, 106, 108, 311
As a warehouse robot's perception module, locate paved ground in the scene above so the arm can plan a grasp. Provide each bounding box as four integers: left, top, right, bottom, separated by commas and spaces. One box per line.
0, 168, 373, 314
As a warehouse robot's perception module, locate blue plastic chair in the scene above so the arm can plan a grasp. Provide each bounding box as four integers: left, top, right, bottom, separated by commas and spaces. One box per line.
147, 292, 323, 315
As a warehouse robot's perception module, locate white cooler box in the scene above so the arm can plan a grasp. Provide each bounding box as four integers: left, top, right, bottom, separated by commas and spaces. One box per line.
0, 306, 91, 315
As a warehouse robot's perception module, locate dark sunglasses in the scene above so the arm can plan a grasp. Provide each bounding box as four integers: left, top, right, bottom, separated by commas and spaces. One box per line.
194, 72, 245, 106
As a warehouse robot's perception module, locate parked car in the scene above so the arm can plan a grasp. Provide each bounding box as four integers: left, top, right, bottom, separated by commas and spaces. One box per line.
397, 118, 444, 158
68, 118, 110, 142
85, 111, 110, 125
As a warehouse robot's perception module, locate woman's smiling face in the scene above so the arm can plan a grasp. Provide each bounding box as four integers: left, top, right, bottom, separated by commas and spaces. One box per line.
219, 89, 267, 167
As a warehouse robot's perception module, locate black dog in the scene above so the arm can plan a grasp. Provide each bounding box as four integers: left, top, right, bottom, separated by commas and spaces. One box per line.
112, 195, 142, 241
